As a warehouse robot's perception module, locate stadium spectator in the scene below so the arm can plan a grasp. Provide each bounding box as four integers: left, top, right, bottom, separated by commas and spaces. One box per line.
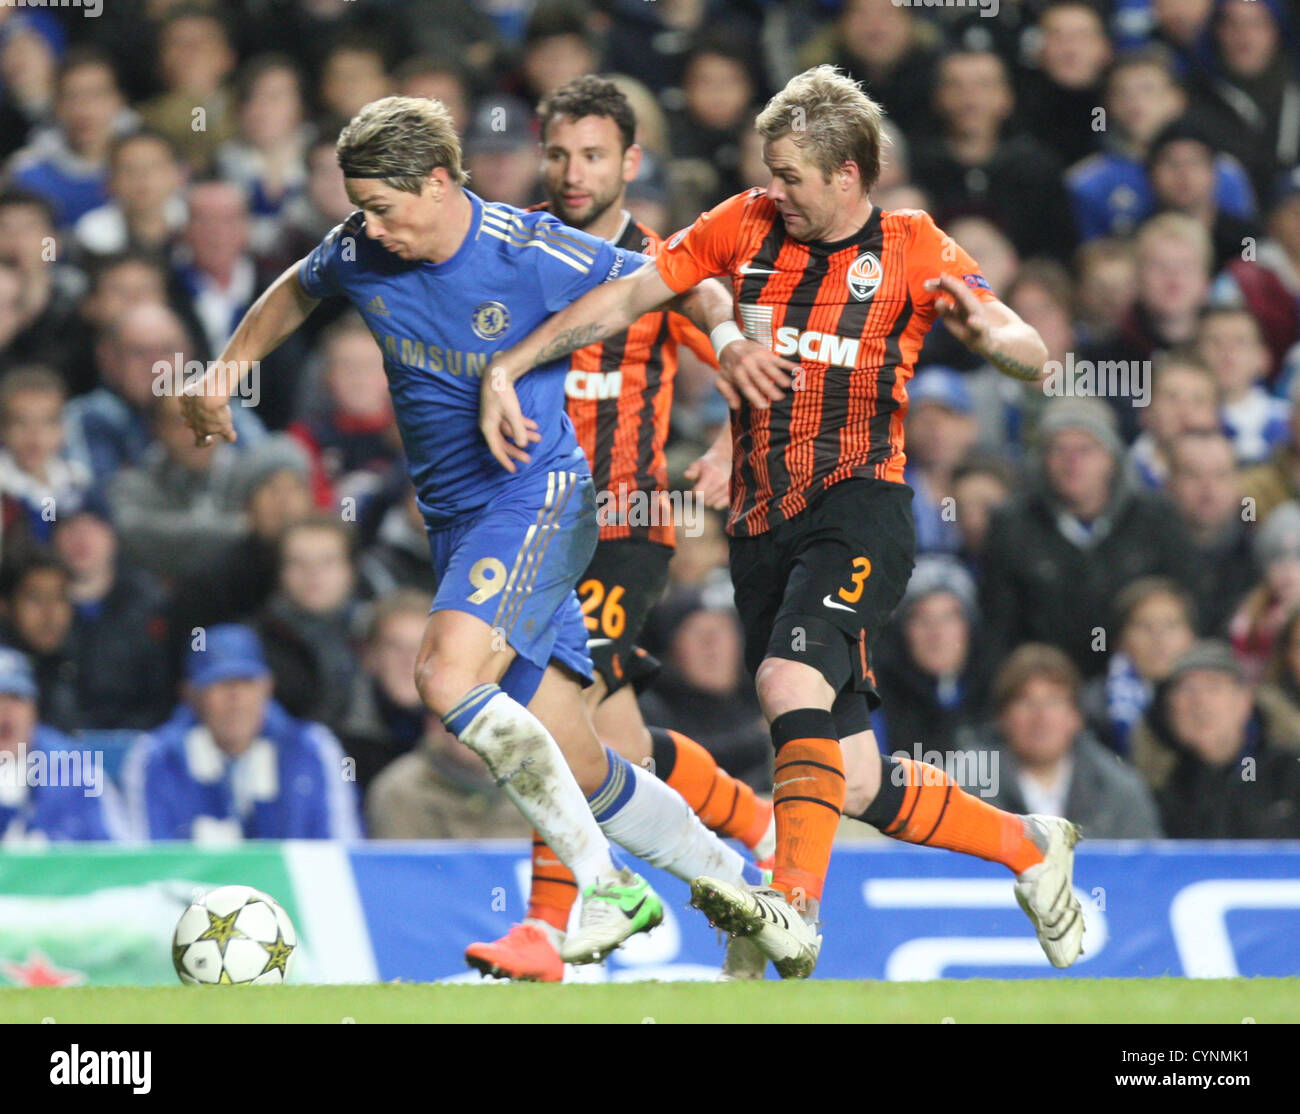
0, 366, 92, 545
1068, 48, 1256, 242
365, 711, 531, 840
171, 181, 271, 362
514, 0, 601, 103
639, 587, 772, 790
911, 48, 1077, 262
1196, 305, 1287, 463
7, 46, 130, 228
666, 34, 759, 208
463, 95, 541, 209
950, 452, 1016, 574
1015, 1, 1114, 168
122, 623, 361, 841
981, 396, 1194, 677
64, 302, 264, 482
106, 392, 243, 581
874, 556, 990, 755
0, 188, 84, 386
137, 6, 238, 174
394, 56, 472, 134
1082, 213, 1214, 440
1165, 430, 1257, 635
1263, 606, 1300, 717
1241, 372, 1300, 520
61, 251, 170, 399
287, 313, 399, 512
338, 589, 431, 792
317, 33, 391, 132
797, 0, 942, 140
268, 135, 356, 272
50, 495, 174, 730
1080, 576, 1198, 755
1228, 499, 1300, 676
1126, 350, 1221, 490
0, 646, 123, 842
1189, 0, 1300, 207
904, 368, 978, 556
1074, 238, 1139, 345
969, 643, 1164, 838
256, 516, 361, 732
0, 18, 59, 161
1148, 118, 1260, 272
1132, 638, 1300, 837
1256, 171, 1300, 305
356, 479, 437, 600
0, 551, 79, 731
73, 129, 187, 259
214, 55, 312, 257
170, 434, 314, 638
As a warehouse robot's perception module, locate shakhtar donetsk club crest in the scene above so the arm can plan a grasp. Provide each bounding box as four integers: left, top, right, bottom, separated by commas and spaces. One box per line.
471, 301, 510, 340
846, 252, 882, 302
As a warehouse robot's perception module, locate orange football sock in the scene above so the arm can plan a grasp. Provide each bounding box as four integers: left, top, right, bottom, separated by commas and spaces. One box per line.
769, 710, 845, 907
656, 728, 772, 850
875, 756, 1043, 875
526, 833, 578, 932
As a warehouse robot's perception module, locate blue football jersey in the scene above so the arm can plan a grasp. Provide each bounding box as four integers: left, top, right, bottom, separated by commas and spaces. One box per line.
298, 190, 648, 526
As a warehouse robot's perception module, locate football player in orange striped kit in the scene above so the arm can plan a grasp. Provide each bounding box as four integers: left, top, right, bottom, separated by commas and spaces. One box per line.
483, 66, 1086, 980
464, 76, 775, 983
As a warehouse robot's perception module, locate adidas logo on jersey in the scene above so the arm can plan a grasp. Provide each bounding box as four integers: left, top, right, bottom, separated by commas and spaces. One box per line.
366, 295, 391, 317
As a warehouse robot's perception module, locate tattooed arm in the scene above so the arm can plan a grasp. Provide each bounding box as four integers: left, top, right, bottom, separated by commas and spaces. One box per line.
925, 274, 1049, 384
479, 261, 680, 471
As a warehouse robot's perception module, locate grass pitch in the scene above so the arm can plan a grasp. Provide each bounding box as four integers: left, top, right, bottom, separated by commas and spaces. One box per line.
1, 978, 1295, 1024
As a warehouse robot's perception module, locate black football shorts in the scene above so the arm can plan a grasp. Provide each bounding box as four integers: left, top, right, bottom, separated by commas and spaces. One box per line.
728, 477, 916, 712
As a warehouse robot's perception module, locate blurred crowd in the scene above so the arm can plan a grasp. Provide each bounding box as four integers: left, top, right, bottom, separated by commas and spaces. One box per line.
0, 0, 1298, 846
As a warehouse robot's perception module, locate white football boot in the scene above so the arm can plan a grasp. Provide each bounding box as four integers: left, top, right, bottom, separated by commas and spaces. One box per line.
691, 878, 821, 979
1014, 815, 1085, 968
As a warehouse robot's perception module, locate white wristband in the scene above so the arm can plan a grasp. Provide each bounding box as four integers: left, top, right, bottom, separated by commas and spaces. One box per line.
710, 321, 745, 359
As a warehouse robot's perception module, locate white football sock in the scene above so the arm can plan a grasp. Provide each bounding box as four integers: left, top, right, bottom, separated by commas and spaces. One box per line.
589, 749, 755, 885
449, 687, 615, 889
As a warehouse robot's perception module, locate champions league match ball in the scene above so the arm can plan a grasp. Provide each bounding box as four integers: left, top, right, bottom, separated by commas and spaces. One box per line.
173, 885, 297, 985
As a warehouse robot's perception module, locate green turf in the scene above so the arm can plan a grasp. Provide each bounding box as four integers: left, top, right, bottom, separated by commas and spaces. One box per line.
0, 978, 1295, 1024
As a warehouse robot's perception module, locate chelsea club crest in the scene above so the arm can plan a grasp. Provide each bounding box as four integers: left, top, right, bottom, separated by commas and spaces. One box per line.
471, 301, 510, 340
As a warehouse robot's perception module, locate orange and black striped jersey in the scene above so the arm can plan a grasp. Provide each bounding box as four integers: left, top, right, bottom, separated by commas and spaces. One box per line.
656, 189, 999, 537
541, 208, 715, 546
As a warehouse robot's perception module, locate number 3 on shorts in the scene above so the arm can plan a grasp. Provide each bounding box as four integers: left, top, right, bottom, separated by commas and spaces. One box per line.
467, 557, 508, 604
837, 556, 872, 604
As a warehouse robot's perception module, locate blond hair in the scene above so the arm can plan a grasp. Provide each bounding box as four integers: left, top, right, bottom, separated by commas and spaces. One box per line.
336, 95, 468, 193
1135, 212, 1213, 272
755, 65, 888, 192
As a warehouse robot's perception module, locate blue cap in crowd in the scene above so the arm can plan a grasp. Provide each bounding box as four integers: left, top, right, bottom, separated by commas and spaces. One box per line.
186, 625, 271, 690
909, 367, 973, 415
0, 646, 38, 701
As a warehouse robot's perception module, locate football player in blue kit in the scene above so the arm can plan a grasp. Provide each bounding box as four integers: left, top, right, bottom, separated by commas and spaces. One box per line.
179, 96, 761, 967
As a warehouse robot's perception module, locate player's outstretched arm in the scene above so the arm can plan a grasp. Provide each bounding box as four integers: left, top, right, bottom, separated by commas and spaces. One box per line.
180, 262, 320, 446
925, 274, 1049, 385
481, 262, 677, 471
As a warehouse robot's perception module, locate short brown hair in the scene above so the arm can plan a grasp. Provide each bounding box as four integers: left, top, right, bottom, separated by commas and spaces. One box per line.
0, 366, 66, 422
336, 95, 468, 192
755, 65, 888, 192
1113, 576, 1196, 636
539, 75, 637, 151
992, 644, 1081, 711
